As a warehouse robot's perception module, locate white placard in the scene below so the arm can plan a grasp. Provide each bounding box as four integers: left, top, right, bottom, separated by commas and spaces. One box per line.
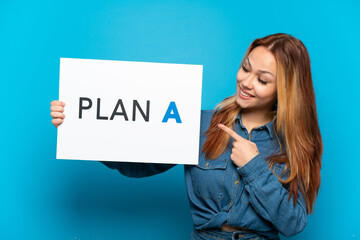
56, 58, 203, 165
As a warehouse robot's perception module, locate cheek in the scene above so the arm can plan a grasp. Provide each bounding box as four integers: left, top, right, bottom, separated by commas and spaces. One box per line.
256, 87, 277, 100
236, 71, 244, 81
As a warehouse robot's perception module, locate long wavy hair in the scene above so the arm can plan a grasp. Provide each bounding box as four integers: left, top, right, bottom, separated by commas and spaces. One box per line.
202, 33, 322, 214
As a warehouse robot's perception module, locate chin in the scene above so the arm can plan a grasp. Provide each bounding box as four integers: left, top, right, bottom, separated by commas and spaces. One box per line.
236, 96, 247, 109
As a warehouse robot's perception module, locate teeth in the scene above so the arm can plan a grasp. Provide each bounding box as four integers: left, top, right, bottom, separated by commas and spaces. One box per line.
240, 89, 252, 97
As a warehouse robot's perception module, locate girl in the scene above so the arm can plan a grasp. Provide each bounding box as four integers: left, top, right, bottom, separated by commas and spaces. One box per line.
50, 33, 322, 240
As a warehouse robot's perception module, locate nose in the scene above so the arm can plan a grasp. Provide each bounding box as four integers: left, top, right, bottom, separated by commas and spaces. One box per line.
241, 74, 256, 90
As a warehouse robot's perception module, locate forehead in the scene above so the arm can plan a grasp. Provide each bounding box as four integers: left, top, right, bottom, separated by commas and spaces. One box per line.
246, 46, 277, 76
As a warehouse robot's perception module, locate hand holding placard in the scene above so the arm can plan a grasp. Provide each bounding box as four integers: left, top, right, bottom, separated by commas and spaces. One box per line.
50, 100, 66, 128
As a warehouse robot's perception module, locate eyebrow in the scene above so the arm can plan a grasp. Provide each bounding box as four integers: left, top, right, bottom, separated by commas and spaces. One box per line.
245, 57, 275, 77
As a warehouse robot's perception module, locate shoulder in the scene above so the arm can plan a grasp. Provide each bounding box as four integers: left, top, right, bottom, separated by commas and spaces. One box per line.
200, 110, 214, 132
201, 109, 214, 121
199, 110, 216, 145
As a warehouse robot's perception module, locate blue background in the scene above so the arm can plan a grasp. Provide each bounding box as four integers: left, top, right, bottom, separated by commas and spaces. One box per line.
1, 0, 359, 239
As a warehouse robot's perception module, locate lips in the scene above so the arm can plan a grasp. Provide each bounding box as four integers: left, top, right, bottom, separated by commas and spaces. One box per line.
239, 86, 254, 97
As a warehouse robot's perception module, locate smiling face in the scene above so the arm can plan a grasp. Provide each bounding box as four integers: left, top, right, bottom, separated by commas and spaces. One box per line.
236, 46, 278, 116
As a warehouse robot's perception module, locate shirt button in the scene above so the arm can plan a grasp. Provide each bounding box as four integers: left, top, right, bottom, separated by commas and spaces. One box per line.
235, 180, 239, 185
206, 162, 209, 167
229, 201, 232, 206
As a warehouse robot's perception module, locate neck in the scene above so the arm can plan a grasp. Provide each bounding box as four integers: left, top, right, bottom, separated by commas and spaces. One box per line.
240, 108, 274, 130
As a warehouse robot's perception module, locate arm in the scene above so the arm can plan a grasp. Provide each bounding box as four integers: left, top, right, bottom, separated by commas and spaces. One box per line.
237, 154, 307, 237
218, 124, 307, 236
100, 161, 177, 178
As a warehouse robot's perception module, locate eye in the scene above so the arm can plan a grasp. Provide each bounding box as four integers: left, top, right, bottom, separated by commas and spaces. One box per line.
242, 64, 267, 85
258, 78, 267, 85
241, 65, 249, 72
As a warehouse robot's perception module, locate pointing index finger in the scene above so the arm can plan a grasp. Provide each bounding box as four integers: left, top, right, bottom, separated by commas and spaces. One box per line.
218, 124, 243, 141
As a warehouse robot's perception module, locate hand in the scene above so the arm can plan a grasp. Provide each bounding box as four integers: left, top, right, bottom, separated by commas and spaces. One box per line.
218, 123, 259, 168
50, 100, 66, 128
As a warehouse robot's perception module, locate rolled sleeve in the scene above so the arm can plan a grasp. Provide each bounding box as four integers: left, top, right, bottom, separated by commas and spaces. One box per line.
236, 153, 269, 184
100, 161, 176, 178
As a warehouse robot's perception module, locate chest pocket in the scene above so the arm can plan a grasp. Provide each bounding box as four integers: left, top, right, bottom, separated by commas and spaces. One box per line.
191, 155, 230, 202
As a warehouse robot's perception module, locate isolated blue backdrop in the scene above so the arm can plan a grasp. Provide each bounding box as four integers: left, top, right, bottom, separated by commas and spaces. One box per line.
1, 0, 359, 239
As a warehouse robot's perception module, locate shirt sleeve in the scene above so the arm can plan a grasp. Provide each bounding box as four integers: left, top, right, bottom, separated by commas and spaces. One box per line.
236, 153, 308, 237
100, 161, 177, 178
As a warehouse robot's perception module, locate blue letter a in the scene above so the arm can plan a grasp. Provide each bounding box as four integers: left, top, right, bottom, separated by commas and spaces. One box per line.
162, 101, 182, 123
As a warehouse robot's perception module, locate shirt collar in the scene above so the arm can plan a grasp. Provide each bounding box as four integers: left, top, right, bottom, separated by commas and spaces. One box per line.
235, 111, 275, 140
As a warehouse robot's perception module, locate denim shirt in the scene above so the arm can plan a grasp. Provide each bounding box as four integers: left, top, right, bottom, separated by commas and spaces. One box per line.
101, 110, 308, 239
